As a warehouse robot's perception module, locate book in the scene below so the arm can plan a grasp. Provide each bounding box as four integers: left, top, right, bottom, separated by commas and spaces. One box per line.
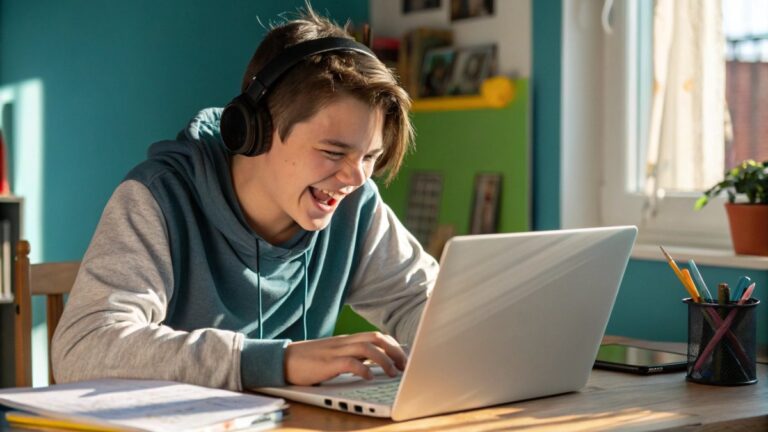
0, 128, 10, 195
0, 219, 10, 303
0, 379, 286, 432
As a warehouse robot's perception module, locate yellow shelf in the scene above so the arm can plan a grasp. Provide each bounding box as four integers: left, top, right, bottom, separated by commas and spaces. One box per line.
411, 76, 517, 112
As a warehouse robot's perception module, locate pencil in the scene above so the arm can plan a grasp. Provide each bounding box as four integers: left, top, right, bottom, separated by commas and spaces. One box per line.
660, 246, 701, 302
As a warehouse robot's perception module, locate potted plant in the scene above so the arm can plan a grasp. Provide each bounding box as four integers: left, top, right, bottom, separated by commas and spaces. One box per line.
695, 159, 768, 255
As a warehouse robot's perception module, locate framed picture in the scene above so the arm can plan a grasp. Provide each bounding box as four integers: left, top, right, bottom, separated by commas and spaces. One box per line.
447, 44, 496, 96
405, 172, 444, 246
450, 0, 494, 21
469, 173, 502, 234
419, 46, 455, 98
403, 0, 442, 14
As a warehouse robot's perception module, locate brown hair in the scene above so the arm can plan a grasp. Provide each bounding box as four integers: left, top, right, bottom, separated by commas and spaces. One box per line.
241, 6, 412, 184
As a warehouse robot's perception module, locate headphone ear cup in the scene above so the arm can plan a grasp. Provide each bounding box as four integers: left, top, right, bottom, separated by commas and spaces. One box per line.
221, 96, 258, 155
249, 104, 274, 157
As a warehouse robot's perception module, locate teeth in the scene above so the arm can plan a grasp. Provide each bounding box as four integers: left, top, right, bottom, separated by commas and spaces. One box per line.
320, 189, 339, 199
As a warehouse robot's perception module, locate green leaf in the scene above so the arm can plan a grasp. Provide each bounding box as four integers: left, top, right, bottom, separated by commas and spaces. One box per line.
694, 195, 708, 210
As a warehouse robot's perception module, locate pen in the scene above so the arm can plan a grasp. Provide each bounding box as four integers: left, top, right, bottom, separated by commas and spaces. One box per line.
688, 259, 714, 302
732, 276, 751, 302
718, 283, 730, 306
660, 246, 701, 302
714, 282, 730, 381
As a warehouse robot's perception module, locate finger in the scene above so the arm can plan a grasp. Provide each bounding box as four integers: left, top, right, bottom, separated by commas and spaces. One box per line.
334, 332, 408, 371
358, 332, 408, 371
340, 342, 401, 377
328, 356, 374, 380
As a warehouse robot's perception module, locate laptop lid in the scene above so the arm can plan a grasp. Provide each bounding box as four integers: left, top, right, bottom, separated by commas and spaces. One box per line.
390, 226, 637, 420
257, 226, 637, 420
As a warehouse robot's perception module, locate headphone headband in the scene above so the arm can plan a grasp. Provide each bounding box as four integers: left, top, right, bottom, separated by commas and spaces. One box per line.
221, 37, 377, 157
244, 37, 376, 104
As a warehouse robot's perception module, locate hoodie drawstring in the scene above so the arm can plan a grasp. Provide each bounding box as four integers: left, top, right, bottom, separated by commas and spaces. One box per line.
301, 250, 309, 341
256, 239, 263, 340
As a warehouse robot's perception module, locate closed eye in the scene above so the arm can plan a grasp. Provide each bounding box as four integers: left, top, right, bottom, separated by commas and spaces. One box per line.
322, 150, 345, 160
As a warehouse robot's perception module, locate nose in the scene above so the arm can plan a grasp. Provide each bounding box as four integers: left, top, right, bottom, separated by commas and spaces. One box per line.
337, 157, 368, 188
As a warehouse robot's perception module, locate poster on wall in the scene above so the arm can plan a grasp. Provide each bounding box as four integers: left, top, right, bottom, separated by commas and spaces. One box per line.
447, 44, 496, 95
469, 173, 502, 234
450, 0, 494, 21
405, 171, 443, 247
403, 0, 441, 14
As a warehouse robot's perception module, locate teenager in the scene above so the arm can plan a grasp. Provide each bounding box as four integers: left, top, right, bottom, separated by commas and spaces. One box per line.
52, 7, 438, 391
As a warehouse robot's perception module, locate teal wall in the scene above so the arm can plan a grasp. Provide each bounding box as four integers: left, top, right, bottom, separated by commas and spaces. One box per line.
531, 0, 561, 231
0, 0, 367, 262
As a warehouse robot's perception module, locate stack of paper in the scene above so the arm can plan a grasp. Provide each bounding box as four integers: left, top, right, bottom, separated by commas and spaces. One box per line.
0, 379, 286, 432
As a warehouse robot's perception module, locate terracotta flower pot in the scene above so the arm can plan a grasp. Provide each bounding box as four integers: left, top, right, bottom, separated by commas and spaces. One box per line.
725, 203, 768, 256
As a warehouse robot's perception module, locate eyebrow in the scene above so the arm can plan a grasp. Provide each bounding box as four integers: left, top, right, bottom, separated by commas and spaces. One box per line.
321, 139, 384, 155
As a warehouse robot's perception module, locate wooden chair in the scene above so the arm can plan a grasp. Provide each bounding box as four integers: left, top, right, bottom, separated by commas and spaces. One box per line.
14, 240, 80, 387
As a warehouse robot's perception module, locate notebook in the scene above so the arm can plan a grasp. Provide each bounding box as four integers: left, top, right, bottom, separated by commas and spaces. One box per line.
257, 226, 637, 421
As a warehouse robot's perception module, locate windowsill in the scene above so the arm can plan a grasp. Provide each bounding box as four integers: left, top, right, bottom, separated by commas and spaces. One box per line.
632, 244, 768, 270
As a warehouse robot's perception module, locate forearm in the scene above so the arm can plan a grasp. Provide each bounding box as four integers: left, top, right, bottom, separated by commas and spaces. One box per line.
53, 310, 244, 390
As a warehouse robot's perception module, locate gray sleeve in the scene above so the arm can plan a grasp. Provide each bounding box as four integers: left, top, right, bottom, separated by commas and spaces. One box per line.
51, 180, 245, 391
345, 195, 439, 345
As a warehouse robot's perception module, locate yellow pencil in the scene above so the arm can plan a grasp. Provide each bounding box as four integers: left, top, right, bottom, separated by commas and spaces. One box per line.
659, 246, 701, 302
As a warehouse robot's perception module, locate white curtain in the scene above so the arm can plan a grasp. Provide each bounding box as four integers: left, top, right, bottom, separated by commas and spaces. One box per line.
645, 0, 726, 212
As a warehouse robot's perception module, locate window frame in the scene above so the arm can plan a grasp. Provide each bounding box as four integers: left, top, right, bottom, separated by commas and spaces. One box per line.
599, 0, 732, 250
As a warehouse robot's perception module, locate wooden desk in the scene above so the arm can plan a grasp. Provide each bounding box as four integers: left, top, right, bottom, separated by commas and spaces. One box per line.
276, 338, 768, 431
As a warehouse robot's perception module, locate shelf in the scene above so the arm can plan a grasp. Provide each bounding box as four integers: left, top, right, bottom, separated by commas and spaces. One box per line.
411, 76, 517, 112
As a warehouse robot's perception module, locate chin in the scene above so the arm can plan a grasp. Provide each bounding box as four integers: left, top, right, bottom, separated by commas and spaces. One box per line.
298, 217, 333, 232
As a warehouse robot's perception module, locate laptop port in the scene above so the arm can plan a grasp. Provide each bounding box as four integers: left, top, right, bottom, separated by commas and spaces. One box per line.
369, 408, 376, 413
339, 402, 348, 411
324, 399, 332, 407
354, 405, 363, 413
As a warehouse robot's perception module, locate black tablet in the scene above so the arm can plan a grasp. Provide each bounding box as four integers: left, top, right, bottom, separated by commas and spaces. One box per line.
593, 343, 688, 374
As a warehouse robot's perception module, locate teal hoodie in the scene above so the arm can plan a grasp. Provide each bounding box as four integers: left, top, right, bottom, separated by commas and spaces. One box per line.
126, 108, 379, 387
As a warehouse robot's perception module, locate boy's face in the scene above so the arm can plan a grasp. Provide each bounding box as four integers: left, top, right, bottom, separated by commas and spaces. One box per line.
243, 95, 384, 240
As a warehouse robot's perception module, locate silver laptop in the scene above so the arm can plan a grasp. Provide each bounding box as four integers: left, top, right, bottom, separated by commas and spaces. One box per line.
258, 226, 637, 421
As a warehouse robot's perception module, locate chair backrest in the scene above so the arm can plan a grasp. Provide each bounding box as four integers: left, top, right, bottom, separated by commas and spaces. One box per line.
14, 240, 80, 387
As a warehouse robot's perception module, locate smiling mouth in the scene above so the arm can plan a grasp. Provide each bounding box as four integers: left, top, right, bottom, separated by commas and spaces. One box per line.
309, 187, 341, 207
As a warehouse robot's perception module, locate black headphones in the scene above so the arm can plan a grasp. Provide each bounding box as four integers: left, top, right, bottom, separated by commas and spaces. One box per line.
220, 37, 376, 157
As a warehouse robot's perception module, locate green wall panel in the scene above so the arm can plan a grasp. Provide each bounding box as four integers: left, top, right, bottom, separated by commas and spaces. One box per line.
380, 79, 530, 236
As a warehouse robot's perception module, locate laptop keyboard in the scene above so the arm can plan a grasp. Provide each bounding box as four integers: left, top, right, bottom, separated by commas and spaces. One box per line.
339, 381, 400, 405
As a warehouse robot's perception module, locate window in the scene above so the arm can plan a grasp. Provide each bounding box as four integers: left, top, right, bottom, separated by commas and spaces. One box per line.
599, 0, 768, 249
723, 1, 768, 168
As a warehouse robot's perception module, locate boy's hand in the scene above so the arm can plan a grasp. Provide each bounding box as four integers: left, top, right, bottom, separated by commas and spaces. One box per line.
284, 332, 407, 386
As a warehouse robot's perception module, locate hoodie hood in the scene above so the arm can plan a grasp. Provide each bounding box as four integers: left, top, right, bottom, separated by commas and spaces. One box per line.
146, 108, 315, 262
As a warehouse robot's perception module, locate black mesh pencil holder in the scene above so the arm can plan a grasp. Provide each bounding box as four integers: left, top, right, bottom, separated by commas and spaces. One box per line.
684, 298, 759, 386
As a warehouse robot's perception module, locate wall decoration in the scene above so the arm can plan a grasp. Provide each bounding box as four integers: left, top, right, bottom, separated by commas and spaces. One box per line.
405, 171, 444, 246
450, 0, 494, 21
469, 173, 502, 234
447, 44, 496, 95
403, 0, 442, 14
420, 47, 456, 97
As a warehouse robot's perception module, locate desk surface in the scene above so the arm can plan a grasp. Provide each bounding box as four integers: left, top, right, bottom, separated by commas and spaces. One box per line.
275, 338, 768, 431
